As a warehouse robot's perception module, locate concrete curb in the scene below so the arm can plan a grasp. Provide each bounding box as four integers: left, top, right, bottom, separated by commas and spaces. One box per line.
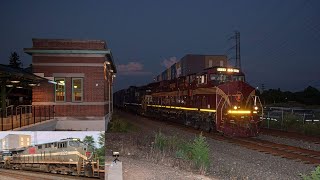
107, 161, 123, 180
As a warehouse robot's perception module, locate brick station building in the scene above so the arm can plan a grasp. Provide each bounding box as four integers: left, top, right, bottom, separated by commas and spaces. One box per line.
24, 39, 116, 130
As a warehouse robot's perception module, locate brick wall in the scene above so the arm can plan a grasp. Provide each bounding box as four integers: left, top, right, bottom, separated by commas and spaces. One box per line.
32, 39, 106, 50
28, 39, 114, 119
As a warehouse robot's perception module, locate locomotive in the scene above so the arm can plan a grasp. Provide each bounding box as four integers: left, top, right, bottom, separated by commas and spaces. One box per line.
114, 63, 263, 137
0, 138, 100, 177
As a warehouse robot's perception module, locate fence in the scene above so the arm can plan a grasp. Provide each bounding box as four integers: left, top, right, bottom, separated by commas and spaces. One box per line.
0, 105, 55, 131
261, 109, 319, 131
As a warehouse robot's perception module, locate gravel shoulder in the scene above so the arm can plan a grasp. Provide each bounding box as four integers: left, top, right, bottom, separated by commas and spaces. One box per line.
107, 111, 317, 180
109, 156, 214, 180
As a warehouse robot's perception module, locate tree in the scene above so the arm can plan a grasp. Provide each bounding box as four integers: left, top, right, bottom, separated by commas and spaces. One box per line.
9, 52, 22, 68
98, 131, 105, 147
83, 136, 95, 152
96, 132, 105, 165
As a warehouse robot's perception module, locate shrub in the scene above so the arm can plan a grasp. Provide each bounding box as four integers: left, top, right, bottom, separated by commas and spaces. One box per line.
190, 133, 210, 170
108, 116, 134, 132
283, 113, 303, 130
303, 124, 320, 137
175, 142, 192, 160
154, 131, 167, 151
300, 166, 320, 180
153, 131, 210, 173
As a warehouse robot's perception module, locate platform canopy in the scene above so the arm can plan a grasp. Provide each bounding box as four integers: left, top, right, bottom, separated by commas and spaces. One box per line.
0, 64, 48, 112
0, 64, 47, 87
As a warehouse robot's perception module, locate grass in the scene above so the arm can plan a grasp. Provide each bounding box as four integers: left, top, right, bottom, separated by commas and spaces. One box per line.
300, 166, 320, 180
262, 112, 320, 137
108, 114, 137, 132
153, 131, 210, 173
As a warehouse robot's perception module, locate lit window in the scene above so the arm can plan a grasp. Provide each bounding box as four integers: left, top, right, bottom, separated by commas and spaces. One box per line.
72, 78, 83, 102
55, 78, 65, 102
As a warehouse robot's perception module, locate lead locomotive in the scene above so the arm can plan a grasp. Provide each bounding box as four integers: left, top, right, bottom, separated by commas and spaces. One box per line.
115, 65, 263, 137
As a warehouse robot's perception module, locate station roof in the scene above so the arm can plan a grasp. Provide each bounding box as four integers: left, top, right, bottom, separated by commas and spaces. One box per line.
24, 38, 117, 73
0, 64, 48, 87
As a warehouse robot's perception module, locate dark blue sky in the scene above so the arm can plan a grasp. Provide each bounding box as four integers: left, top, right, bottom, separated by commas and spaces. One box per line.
1, 0, 319, 91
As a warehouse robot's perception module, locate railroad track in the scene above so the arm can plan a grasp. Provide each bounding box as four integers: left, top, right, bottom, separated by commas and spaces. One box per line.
0, 169, 54, 180
183, 127, 320, 166
211, 135, 320, 165
171, 125, 320, 165
0, 169, 103, 180
119, 110, 320, 166
261, 128, 320, 144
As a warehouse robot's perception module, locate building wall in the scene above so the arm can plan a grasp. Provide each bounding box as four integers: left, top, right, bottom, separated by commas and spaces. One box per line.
24, 39, 116, 129
0, 134, 31, 150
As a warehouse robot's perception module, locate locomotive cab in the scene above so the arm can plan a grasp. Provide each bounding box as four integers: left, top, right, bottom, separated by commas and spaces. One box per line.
207, 66, 245, 85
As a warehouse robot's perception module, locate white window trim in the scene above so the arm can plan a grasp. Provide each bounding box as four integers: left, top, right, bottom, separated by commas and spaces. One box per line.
72, 78, 84, 102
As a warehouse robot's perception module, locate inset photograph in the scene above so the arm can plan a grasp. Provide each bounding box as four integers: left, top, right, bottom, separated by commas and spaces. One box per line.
0, 131, 105, 179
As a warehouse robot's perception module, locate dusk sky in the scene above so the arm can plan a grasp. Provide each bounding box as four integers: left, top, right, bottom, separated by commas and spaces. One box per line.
1, 0, 319, 91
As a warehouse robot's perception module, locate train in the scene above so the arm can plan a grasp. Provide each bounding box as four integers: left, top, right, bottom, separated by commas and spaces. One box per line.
114, 64, 264, 137
0, 138, 101, 177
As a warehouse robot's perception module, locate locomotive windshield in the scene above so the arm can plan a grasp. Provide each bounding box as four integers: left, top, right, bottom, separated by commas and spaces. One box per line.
209, 74, 245, 83
69, 141, 80, 147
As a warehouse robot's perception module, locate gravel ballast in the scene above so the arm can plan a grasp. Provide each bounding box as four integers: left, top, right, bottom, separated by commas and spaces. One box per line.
255, 134, 320, 152
107, 111, 317, 180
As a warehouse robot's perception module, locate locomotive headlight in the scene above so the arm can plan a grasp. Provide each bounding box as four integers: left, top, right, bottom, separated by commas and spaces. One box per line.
254, 106, 258, 110
233, 106, 237, 110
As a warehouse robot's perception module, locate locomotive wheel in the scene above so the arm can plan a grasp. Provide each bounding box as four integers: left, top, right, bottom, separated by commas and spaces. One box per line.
84, 164, 93, 177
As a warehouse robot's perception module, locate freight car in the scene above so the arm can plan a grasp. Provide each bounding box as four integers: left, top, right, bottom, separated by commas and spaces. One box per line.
114, 66, 263, 137
0, 138, 100, 177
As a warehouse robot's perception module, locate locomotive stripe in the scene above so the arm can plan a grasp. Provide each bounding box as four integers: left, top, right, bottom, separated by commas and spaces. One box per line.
146, 104, 217, 112
18, 151, 88, 160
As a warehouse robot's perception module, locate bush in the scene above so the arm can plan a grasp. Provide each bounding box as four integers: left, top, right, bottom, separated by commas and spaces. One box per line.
283, 113, 303, 130
154, 131, 167, 151
153, 132, 210, 173
303, 124, 320, 137
175, 143, 192, 160
300, 166, 320, 180
190, 133, 210, 170
108, 115, 135, 132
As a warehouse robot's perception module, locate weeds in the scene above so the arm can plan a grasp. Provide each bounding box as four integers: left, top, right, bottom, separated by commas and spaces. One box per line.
300, 166, 320, 180
153, 131, 210, 173
108, 115, 136, 132
154, 131, 167, 151
303, 124, 320, 137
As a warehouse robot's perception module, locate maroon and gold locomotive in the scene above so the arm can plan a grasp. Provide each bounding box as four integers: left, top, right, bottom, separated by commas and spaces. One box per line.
114, 66, 263, 137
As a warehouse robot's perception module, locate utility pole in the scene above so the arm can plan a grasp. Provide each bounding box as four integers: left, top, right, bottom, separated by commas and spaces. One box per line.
225, 31, 241, 69
235, 31, 241, 70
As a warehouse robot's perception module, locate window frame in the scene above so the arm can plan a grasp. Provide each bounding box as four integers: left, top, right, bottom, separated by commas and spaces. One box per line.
72, 78, 83, 102
54, 78, 66, 102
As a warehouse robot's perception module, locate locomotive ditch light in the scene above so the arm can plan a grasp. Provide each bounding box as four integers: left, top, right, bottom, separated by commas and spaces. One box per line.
254, 106, 258, 110
234, 106, 237, 110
